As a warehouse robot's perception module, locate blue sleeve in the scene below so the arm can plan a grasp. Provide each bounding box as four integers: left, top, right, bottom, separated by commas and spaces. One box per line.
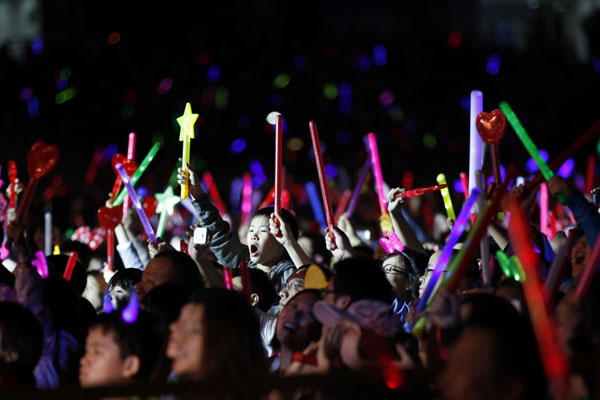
568, 190, 600, 245
192, 194, 249, 270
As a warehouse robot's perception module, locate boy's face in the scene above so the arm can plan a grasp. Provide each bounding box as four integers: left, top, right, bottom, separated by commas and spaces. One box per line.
167, 303, 205, 379
246, 215, 284, 266
79, 327, 136, 387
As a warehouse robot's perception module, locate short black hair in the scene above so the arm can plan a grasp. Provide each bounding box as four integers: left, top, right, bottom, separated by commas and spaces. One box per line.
239, 268, 278, 312
89, 310, 161, 381
153, 251, 205, 292
332, 256, 394, 304
108, 268, 143, 293
252, 207, 299, 240
0, 302, 43, 373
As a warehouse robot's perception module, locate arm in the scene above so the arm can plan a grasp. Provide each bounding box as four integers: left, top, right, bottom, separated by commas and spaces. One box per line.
187, 229, 225, 288
114, 224, 144, 270
325, 226, 357, 261
269, 212, 313, 268
387, 188, 426, 255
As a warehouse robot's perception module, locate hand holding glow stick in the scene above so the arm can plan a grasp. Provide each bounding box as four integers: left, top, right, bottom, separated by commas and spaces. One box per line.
393, 184, 447, 200
436, 174, 456, 221
155, 186, 180, 239
113, 142, 162, 206
115, 163, 158, 245
177, 103, 199, 200
309, 121, 335, 240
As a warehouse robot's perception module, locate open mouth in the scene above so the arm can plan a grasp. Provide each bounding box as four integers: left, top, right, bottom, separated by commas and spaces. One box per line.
250, 244, 258, 256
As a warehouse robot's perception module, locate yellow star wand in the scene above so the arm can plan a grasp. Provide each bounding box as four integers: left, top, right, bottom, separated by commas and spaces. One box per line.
177, 103, 199, 200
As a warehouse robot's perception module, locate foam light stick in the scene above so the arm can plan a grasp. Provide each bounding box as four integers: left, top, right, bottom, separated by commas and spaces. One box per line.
122, 132, 136, 216
476, 171, 491, 285
526, 119, 600, 193
469, 90, 484, 201
155, 186, 180, 239
495, 250, 514, 279
8, 160, 16, 209
113, 142, 162, 206
31, 250, 49, 279
122, 291, 139, 323
334, 189, 352, 225
63, 251, 78, 281
223, 267, 234, 290
366, 133, 388, 217
476, 109, 506, 184
309, 121, 335, 240
574, 232, 600, 299
392, 184, 447, 200
44, 211, 52, 256
586, 154, 595, 194
540, 183, 550, 238
507, 198, 570, 396
84, 147, 104, 185
442, 166, 516, 290
98, 206, 122, 271
436, 174, 456, 221
459, 172, 469, 199
203, 172, 228, 217
274, 115, 283, 236
544, 231, 574, 304
240, 261, 251, 305
115, 163, 158, 245
499, 101, 567, 204
241, 172, 253, 223
305, 182, 327, 230
346, 157, 370, 219
177, 103, 199, 200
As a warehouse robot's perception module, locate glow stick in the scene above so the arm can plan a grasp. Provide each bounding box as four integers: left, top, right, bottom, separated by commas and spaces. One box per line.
346, 157, 370, 219
155, 186, 180, 239
366, 132, 387, 216
540, 183, 550, 238
549, 211, 557, 238
459, 172, 469, 199
122, 291, 139, 323
115, 163, 158, 245
415, 187, 480, 313
123, 132, 136, 216
574, 232, 600, 299
586, 154, 595, 193
223, 267, 233, 290
63, 251, 78, 281
507, 197, 570, 395
274, 115, 283, 236
32, 250, 48, 279
334, 189, 352, 225
84, 147, 104, 185
393, 184, 447, 200
258, 186, 275, 210
495, 250, 513, 279
44, 211, 52, 256
305, 182, 327, 230
177, 103, 198, 200
379, 231, 404, 254
8, 160, 16, 209
436, 173, 456, 221
309, 121, 335, 239
469, 90, 483, 201
203, 172, 228, 217
107, 229, 115, 271
240, 261, 251, 305
241, 172, 253, 223
113, 142, 162, 206
476, 171, 491, 285
499, 101, 567, 204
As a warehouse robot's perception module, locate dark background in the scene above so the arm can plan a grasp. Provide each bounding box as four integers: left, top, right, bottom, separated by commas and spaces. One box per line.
1, 0, 599, 232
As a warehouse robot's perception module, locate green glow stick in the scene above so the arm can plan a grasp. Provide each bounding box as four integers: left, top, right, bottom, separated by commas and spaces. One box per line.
495, 250, 513, 278
511, 256, 526, 282
499, 101, 567, 204
113, 142, 162, 206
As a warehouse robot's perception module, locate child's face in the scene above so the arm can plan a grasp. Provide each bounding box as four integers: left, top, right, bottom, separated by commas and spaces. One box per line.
166, 303, 205, 379
246, 215, 284, 266
79, 327, 135, 387
110, 284, 131, 310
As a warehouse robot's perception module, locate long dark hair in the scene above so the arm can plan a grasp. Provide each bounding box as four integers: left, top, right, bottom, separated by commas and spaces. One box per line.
187, 288, 267, 379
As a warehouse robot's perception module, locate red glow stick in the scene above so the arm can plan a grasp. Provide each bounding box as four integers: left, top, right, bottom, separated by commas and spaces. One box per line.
334, 189, 352, 225
549, 211, 557, 238
223, 267, 233, 290
106, 229, 114, 271
459, 172, 469, 199
180, 239, 188, 255
111, 177, 122, 201
123, 132, 136, 216
240, 261, 251, 305
574, 232, 600, 299
366, 132, 388, 216
8, 160, 16, 209
507, 198, 570, 395
241, 172, 253, 223
586, 154, 595, 194
393, 184, 447, 200
63, 251, 78, 281
84, 147, 104, 185
42, 176, 65, 203
258, 186, 275, 210
402, 170, 414, 190
203, 171, 227, 217
309, 121, 335, 239
273, 115, 283, 236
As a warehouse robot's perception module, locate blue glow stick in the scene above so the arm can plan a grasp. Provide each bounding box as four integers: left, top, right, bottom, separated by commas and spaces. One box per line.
415, 187, 481, 312
305, 182, 327, 230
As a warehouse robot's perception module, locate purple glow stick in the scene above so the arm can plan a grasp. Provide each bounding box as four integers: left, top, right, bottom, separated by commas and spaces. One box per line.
415, 187, 481, 312
115, 163, 158, 245
469, 91, 483, 213
346, 157, 371, 219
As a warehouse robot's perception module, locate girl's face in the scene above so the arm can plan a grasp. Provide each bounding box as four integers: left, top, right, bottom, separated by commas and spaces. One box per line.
110, 284, 131, 310
166, 303, 206, 379
246, 215, 284, 266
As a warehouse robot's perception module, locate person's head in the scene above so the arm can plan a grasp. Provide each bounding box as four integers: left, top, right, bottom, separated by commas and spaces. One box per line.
79, 310, 160, 387
324, 257, 393, 310
135, 251, 203, 300
275, 289, 322, 352
381, 252, 419, 301
232, 268, 278, 312
82, 270, 103, 312
570, 231, 590, 282
278, 267, 308, 308
166, 289, 266, 380
247, 207, 298, 266
0, 302, 43, 385
107, 268, 142, 310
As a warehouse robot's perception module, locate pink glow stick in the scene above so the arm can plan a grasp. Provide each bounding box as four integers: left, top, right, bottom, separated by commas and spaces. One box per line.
366, 132, 387, 216
540, 183, 550, 238
123, 132, 136, 216
309, 121, 335, 240
241, 172, 253, 223
274, 115, 283, 236
393, 184, 447, 200
63, 251, 78, 281
223, 267, 233, 290
574, 232, 600, 299
32, 250, 49, 279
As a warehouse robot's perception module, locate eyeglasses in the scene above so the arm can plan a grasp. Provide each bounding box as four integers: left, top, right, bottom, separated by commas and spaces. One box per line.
282, 282, 304, 292
382, 264, 410, 277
